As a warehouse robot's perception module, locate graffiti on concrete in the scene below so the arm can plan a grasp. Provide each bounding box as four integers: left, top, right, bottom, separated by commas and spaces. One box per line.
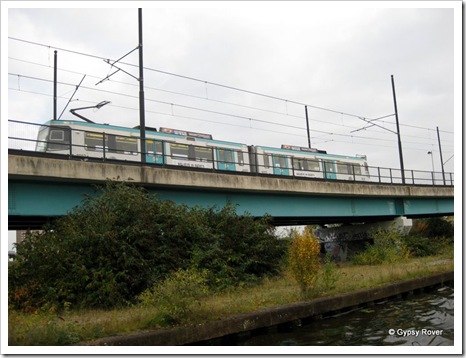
314, 217, 413, 262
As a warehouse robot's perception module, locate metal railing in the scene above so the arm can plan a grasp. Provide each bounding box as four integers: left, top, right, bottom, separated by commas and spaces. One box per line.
8, 120, 454, 187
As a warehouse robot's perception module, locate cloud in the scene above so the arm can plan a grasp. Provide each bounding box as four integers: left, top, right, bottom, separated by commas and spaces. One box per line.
5, 3, 457, 173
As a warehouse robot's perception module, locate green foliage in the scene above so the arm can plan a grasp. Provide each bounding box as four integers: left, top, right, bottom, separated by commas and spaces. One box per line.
138, 268, 209, 326
288, 227, 322, 298
319, 253, 340, 291
402, 235, 451, 257
352, 227, 410, 265
423, 217, 454, 238
402, 217, 453, 258
9, 181, 286, 312
189, 205, 287, 289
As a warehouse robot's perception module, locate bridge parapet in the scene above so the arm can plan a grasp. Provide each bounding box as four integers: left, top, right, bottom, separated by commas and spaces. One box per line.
9, 154, 454, 198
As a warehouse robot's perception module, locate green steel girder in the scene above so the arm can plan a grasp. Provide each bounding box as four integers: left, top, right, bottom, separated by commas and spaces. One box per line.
8, 180, 454, 230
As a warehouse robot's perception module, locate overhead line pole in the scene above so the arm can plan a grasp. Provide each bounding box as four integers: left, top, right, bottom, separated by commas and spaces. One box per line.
437, 126, 446, 185
305, 105, 311, 148
391, 75, 405, 184
138, 8, 146, 164
53, 50, 57, 120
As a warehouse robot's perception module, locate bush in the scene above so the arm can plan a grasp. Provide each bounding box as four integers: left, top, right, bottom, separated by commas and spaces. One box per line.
319, 253, 340, 292
403, 217, 453, 257
424, 217, 454, 238
190, 205, 287, 289
138, 268, 209, 326
9, 181, 286, 312
288, 227, 322, 298
352, 227, 410, 265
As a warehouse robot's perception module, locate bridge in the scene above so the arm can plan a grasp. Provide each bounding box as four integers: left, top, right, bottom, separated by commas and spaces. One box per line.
8, 152, 454, 230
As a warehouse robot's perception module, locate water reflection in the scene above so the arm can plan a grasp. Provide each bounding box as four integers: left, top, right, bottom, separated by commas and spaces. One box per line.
238, 285, 453, 346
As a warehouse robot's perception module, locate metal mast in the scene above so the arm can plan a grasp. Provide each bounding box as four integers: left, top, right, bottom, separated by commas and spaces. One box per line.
391, 75, 405, 184
138, 8, 146, 164
305, 105, 311, 148
437, 126, 446, 185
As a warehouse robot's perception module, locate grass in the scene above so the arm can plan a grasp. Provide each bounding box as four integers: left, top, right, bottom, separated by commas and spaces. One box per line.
8, 252, 454, 346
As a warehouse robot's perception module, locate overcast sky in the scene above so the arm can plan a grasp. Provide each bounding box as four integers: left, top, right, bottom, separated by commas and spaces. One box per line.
3, 2, 461, 249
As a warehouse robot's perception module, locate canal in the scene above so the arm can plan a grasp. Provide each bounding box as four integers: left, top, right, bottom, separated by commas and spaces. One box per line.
228, 285, 454, 346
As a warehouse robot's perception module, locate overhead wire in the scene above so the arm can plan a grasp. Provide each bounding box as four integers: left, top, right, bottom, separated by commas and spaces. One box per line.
7, 37, 408, 123
9, 82, 454, 152
7, 59, 454, 146
8, 37, 454, 154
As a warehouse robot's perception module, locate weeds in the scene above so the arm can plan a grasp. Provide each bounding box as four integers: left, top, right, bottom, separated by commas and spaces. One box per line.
8, 254, 453, 346
318, 253, 340, 292
352, 227, 410, 265
137, 268, 209, 327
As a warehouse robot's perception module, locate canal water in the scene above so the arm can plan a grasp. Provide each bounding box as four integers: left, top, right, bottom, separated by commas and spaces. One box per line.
235, 285, 454, 346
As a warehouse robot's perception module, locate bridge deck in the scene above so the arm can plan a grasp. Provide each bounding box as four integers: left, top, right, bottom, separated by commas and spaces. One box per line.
8, 154, 454, 229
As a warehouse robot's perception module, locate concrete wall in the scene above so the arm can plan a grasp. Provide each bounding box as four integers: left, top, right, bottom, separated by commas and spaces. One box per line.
8, 155, 454, 198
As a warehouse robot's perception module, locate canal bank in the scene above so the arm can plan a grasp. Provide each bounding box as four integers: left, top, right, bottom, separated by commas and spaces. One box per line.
85, 271, 453, 346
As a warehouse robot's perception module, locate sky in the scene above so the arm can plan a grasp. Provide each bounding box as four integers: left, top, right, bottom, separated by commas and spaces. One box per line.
5, 2, 459, 170
3, 4, 461, 234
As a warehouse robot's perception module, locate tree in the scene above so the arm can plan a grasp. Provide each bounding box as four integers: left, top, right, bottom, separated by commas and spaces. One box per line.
9, 181, 286, 311
288, 227, 322, 298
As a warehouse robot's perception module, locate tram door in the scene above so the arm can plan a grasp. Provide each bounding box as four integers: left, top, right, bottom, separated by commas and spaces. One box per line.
323, 160, 337, 179
272, 155, 290, 176
145, 140, 164, 164
217, 148, 236, 171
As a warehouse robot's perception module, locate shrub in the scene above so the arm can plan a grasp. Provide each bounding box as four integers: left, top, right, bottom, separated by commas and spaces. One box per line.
424, 217, 454, 238
402, 217, 453, 258
189, 205, 287, 290
138, 268, 209, 326
9, 181, 286, 312
352, 227, 410, 265
288, 227, 322, 298
319, 253, 340, 291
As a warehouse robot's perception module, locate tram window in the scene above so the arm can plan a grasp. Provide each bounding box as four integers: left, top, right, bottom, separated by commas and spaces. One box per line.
195, 146, 213, 162
307, 159, 320, 171
237, 151, 244, 165
263, 154, 270, 168
36, 126, 49, 151
354, 165, 362, 175
337, 162, 352, 174
218, 149, 233, 163
170, 143, 189, 158
85, 132, 107, 152
49, 129, 64, 141
324, 161, 335, 172
146, 140, 154, 154
115, 135, 137, 155
275, 155, 288, 168
47, 128, 70, 150
155, 141, 163, 155
147, 140, 163, 155
293, 158, 305, 170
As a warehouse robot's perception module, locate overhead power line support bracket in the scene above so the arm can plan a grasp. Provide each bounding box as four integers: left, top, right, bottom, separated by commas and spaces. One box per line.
95, 46, 140, 85
391, 74, 406, 184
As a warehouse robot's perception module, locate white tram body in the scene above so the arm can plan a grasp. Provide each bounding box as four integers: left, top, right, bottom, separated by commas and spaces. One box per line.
35, 120, 369, 181
35, 120, 251, 173
250, 144, 369, 181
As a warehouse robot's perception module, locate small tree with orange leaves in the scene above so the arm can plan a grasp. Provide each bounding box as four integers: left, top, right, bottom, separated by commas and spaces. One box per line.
288, 226, 322, 298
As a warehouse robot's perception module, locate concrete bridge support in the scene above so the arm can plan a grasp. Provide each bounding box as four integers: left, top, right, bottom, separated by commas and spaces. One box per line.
314, 216, 414, 261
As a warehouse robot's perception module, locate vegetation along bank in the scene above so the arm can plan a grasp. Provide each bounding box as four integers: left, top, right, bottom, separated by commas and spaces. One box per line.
8, 182, 454, 345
